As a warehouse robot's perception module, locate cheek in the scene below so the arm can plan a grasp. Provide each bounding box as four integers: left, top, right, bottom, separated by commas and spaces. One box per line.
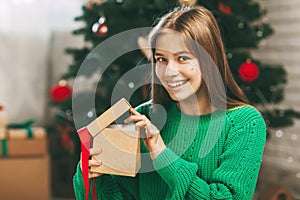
182, 65, 201, 79
193, 72, 202, 85
185, 67, 203, 88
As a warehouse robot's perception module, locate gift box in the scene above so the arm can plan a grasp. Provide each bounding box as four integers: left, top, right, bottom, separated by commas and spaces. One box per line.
84, 98, 141, 177
91, 124, 140, 176
7, 127, 46, 139
0, 127, 47, 157
0, 127, 6, 140
0, 115, 7, 140
0, 138, 47, 157
0, 155, 50, 200
0, 115, 7, 127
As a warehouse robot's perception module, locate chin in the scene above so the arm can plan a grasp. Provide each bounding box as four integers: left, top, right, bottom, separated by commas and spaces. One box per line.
169, 92, 196, 102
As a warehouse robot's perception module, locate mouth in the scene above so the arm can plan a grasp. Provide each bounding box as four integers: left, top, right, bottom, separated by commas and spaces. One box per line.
166, 80, 188, 89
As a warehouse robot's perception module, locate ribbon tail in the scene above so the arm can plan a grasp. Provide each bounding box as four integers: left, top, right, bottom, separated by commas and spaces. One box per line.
78, 127, 91, 200
92, 178, 97, 200
81, 142, 89, 200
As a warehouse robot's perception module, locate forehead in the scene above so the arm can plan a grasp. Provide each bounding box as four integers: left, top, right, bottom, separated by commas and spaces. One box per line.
155, 32, 189, 54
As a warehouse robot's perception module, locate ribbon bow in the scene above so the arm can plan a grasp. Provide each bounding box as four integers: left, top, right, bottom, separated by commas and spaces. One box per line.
7, 119, 35, 138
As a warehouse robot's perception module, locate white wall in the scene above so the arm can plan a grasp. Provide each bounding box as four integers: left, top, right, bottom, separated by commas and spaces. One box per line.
0, 0, 84, 125
253, 0, 300, 198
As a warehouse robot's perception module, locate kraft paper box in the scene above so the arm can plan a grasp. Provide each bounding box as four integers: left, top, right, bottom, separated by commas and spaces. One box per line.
0, 115, 7, 127
88, 98, 141, 177
1, 124, 46, 140
0, 139, 47, 157
7, 127, 46, 139
0, 155, 50, 200
0, 127, 6, 140
0, 138, 47, 157
0, 116, 7, 139
0, 127, 47, 157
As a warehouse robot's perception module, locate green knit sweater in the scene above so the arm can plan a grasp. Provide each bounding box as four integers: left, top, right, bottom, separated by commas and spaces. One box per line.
73, 101, 266, 200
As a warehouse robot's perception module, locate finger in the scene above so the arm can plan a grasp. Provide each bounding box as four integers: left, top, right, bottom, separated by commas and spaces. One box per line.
135, 120, 149, 128
89, 159, 102, 167
146, 124, 160, 143
136, 123, 151, 139
145, 129, 151, 138
124, 115, 144, 124
129, 107, 141, 115
89, 172, 102, 178
146, 123, 160, 135
89, 147, 102, 155
135, 126, 140, 134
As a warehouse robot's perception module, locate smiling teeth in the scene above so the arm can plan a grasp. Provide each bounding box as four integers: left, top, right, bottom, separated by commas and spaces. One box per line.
167, 80, 187, 88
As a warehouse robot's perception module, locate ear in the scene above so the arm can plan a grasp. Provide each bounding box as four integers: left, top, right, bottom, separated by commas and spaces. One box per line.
137, 36, 152, 60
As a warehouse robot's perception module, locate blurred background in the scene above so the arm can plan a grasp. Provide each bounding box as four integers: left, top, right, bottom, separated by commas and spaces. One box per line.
0, 0, 299, 199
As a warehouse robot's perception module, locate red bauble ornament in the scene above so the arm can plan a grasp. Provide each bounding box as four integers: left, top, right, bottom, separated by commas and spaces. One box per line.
50, 81, 72, 103
92, 23, 108, 37
238, 60, 259, 83
98, 24, 108, 36
0, 105, 3, 111
61, 133, 71, 148
218, 1, 232, 15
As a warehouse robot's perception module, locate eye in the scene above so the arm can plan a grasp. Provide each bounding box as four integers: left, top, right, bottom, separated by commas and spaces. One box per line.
178, 56, 190, 62
155, 57, 167, 63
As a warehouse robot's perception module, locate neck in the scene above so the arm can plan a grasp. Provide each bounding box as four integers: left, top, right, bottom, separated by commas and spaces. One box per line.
176, 89, 216, 116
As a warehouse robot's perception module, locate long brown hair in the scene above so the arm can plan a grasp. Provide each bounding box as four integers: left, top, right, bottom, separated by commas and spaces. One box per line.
148, 6, 248, 109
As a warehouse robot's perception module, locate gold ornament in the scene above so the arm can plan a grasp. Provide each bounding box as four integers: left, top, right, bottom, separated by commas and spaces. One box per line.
178, 0, 197, 6
86, 0, 105, 9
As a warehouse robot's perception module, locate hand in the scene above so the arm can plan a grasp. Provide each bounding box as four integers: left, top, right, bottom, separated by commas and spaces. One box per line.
80, 147, 103, 178
124, 108, 166, 160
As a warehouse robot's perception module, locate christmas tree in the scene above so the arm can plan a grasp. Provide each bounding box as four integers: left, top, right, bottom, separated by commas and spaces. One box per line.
50, 0, 300, 150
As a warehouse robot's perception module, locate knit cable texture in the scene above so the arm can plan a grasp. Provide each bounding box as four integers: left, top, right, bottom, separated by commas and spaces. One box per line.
73, 101, 266, 200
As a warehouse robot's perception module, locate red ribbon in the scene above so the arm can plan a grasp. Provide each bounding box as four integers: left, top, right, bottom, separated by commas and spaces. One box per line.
78, 127, 97, 200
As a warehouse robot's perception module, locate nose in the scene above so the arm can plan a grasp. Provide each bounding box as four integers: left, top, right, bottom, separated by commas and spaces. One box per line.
164, 61, 179, 77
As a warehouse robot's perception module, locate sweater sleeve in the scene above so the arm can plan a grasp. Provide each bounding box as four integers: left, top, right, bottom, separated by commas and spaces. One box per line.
153, 114, 266, 200
73, 163, 139, 199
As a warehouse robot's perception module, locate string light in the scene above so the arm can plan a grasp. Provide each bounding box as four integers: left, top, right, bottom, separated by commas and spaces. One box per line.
291, 134, 298, 141
287, 156, 293, 163
128, 82, 135, 89
275, 130, 283, 138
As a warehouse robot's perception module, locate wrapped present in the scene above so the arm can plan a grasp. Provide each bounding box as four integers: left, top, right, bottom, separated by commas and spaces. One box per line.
0, 155, 50, 200
0, 114, 8, 139
7, 119, 46, 139
7, 127, 46, 139
0, 115, 7, 127
0, 138, 47, 157
0, 127, 6, 140
0, 106, 8, 139
0, 120, 47, 157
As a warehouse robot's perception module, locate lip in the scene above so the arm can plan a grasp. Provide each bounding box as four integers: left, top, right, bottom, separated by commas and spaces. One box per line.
165, 79, 188, 91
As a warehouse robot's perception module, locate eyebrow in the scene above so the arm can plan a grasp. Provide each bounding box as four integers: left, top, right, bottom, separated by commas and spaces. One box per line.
154, 51, 192, 56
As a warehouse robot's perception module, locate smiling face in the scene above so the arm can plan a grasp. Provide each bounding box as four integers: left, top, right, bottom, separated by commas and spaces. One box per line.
154, 32, 204, 102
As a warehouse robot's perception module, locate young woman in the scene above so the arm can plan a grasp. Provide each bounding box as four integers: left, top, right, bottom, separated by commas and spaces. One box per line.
73, 5, 266, 200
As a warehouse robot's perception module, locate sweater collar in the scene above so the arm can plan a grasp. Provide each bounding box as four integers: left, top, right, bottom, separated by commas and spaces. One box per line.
168, 102, 225, 124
